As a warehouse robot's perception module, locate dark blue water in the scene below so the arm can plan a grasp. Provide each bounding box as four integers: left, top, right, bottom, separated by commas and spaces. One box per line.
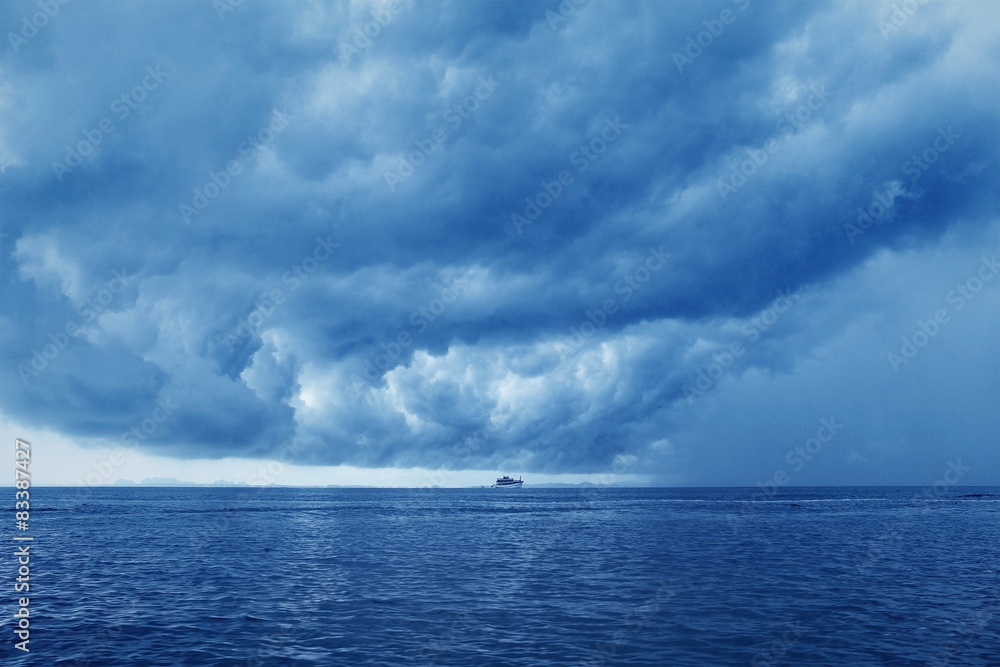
1, 486, 998, 665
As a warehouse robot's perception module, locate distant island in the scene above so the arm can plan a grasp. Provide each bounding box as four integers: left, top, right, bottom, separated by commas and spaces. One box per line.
111, 478, 382, 488
113, 477, 247, 487
101, 478, 647, 488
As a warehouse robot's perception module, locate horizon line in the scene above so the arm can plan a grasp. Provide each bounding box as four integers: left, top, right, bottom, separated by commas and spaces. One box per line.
10, 483, 1000, 489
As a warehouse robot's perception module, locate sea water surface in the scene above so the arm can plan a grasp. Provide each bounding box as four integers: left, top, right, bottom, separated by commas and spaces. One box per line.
1, 486, 998, 665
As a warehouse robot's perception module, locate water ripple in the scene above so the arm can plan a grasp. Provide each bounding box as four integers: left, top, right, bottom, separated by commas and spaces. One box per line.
1, 486, 996, 665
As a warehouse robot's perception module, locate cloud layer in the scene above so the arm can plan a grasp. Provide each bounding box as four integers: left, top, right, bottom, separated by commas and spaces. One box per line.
1, 0, 998, 484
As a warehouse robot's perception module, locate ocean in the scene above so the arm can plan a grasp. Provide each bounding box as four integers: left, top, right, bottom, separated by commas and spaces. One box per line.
2, 486, 998, 665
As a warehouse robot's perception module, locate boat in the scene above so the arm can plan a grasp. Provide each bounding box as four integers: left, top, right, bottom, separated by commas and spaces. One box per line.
492, 475, 523, 488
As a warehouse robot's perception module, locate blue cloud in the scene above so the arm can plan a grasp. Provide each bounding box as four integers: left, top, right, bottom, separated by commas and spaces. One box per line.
1, 0, 997, 483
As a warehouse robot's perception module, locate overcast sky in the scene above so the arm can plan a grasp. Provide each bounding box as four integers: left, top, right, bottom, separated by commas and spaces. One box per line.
1, 0, 997, 487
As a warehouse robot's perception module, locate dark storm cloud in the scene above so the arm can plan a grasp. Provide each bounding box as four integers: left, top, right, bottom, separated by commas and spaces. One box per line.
1, 0, 997, 482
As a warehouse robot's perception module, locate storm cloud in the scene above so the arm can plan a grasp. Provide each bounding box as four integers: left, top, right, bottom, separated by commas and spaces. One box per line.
1, 0, 997, 484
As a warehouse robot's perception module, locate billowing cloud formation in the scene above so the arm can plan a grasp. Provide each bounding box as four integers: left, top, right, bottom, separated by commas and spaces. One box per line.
1, 0, 997, 484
